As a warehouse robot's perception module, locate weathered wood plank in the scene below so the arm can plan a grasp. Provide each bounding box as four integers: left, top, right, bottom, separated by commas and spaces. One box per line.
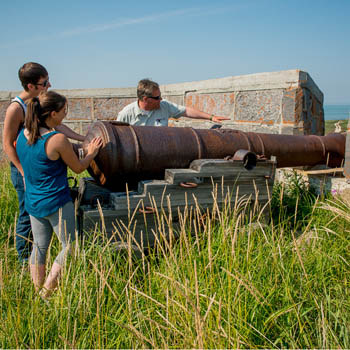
296, 167, 344, 175
78, 206, 179, 246
344, 130, 350, 179
78, 177, 112, 206
111, 179, 271, 210
78, 159, 275, 244
165, 160, 274, 184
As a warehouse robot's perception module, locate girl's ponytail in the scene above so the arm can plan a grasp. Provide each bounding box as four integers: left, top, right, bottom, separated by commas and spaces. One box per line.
24, 91, 67, 145
25, 97, 41, 145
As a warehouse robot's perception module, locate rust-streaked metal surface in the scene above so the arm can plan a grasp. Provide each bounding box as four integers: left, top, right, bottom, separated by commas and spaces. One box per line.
82, 121, 345, 189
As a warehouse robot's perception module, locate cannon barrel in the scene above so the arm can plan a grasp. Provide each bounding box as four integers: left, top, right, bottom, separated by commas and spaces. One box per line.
81, 121, 346, 189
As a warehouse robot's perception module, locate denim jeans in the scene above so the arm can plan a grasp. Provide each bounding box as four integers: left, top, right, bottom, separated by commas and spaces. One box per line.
10, 163, 32, 263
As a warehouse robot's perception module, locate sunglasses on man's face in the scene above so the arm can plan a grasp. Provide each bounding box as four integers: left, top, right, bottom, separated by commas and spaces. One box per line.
36, 79, 50, 88
147, 95, 161, 100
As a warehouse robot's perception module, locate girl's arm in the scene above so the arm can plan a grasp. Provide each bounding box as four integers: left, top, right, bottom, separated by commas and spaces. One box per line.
46, 133, 102, 174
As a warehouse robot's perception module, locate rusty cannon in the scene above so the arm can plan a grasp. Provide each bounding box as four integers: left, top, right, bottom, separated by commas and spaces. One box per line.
79, 121, 346, 190
75, 121, 347, 243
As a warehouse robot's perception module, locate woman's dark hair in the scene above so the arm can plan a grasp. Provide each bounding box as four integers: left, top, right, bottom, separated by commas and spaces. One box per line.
18, 62, 48, 91
25, 91, 67, 145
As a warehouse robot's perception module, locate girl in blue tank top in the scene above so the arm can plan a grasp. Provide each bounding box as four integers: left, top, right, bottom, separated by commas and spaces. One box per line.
16, 91, 102, 299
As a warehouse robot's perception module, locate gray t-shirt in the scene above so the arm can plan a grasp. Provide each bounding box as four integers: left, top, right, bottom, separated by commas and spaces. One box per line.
117, 100, 186, 126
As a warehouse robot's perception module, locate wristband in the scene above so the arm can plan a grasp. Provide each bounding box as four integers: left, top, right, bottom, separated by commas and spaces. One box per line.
210, 114, 215, 121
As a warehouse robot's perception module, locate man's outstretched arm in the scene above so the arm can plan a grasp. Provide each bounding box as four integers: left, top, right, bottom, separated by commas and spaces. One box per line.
183, 106, 230, 123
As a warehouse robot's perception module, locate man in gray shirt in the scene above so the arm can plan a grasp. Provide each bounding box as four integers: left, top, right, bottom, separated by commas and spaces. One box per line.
117, 79, 230, 126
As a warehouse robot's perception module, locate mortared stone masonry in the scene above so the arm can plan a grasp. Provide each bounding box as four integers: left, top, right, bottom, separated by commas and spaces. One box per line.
0, 69, 324, 161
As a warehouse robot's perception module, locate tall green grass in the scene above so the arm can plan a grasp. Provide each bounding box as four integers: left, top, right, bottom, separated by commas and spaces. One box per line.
0, 165, 18, 245
0, 162, 350, 348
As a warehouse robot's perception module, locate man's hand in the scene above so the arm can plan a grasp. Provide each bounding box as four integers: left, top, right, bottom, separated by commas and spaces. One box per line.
212, 115, 230, 123
184, 106, 230, 124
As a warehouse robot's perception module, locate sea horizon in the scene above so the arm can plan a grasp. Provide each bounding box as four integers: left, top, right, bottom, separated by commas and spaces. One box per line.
324, 104, 350, 120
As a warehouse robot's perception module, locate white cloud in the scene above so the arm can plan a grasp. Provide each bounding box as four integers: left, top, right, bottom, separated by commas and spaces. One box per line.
0, 7, 207, 48
0, 5, 240, 49
59, 8, 197, 38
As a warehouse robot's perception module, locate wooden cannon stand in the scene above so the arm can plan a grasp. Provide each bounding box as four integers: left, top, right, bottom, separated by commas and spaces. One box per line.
76, 158, 276, 247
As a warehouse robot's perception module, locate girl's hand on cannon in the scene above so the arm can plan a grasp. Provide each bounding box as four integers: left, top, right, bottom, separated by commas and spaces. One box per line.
87, 137, 103, 157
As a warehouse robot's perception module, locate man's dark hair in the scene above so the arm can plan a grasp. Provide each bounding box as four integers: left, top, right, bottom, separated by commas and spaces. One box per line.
18, 62, 48, 91
137, 79, 159, 100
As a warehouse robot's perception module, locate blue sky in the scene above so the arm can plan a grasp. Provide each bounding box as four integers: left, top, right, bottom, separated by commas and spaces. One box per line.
1, 0, 349, 104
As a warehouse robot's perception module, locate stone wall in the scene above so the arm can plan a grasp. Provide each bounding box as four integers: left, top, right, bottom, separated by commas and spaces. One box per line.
0, 69, 324, 161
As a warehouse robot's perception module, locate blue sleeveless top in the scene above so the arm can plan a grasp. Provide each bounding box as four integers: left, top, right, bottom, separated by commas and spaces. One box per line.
16, 129, 71, 218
